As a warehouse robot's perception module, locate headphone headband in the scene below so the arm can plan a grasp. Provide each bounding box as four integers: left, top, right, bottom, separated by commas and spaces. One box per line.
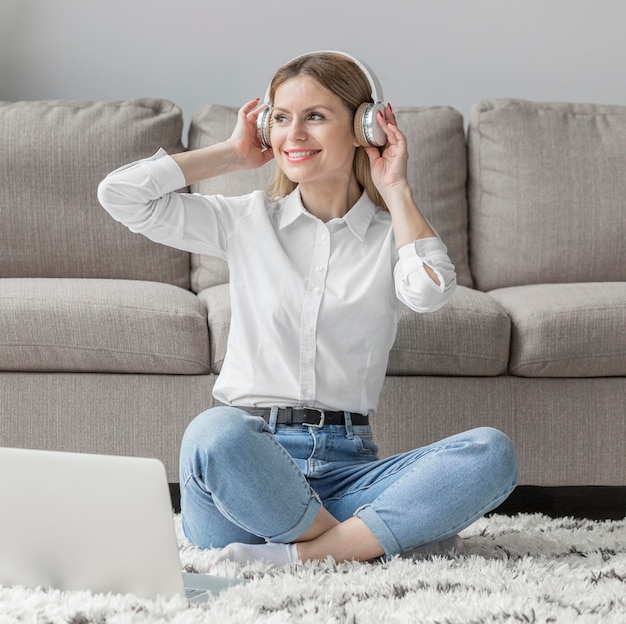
262, 50, 384, 106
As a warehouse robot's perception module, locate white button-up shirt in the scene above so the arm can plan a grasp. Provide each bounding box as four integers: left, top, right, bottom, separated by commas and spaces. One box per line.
98, 150, 457, 415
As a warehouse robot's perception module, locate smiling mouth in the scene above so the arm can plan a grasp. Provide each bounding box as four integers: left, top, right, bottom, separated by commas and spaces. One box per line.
285, 150, 320, 160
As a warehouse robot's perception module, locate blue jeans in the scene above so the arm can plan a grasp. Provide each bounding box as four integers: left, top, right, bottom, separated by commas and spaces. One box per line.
179, 407, 518, 557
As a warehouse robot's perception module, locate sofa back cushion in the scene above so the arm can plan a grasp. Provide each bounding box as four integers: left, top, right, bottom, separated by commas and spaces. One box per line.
187, 104, 472, 291
468, 98, 626, 291
0, 99, 190, 288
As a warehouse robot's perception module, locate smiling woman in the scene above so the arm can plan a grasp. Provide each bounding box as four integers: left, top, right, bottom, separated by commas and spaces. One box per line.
264, 51, 388, 215
269, 76, 362, 222
97, 50, 516, 569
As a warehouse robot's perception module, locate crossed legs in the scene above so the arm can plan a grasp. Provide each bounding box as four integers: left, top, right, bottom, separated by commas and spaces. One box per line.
179, 407, 517, 564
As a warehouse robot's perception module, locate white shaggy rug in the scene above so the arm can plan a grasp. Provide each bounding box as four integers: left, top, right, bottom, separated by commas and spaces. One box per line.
1, 513, 625, 623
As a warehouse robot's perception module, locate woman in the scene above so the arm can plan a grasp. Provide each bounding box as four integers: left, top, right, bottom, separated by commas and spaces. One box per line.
98, 51, 517, 566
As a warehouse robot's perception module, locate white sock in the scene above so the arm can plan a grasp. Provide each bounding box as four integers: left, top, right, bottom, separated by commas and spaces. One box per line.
208, 542, 300, 568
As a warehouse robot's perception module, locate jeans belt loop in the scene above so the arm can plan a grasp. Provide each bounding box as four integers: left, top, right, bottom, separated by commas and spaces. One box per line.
343, 411, 354, 439
268, 406, 279, 433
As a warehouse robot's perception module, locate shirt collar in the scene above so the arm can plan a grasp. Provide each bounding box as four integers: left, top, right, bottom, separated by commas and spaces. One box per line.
279, 187, 377, 242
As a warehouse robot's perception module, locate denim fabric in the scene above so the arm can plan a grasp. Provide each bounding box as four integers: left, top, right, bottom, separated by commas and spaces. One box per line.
180, 406, 517, 557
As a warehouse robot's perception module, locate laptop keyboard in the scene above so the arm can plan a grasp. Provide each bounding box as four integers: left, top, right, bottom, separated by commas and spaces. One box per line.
185, 587, 206, 599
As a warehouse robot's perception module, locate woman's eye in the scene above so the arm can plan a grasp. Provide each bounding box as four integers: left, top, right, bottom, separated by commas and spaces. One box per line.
272, 112, 324, 123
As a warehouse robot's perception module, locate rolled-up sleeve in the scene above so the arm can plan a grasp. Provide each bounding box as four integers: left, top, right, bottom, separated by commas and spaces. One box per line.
97, 149, 229, 257
393, 237, 457, 312
98, 149, 185, 224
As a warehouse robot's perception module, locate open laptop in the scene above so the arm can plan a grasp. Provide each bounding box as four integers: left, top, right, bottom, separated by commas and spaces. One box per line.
0, 447, 245, 602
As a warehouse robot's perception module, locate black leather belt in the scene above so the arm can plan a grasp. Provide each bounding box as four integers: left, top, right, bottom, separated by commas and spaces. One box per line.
243, 407, 369, 428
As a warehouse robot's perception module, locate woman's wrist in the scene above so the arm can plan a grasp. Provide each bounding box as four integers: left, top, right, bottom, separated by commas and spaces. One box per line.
381, 181, 414, 210
384, 183, 437, 247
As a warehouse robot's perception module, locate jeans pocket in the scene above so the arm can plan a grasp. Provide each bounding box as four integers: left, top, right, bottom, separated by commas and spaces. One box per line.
273, 428, 314, 461
354, 434, 379, 457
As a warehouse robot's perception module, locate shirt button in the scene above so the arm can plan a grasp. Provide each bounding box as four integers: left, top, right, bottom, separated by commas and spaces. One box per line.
313, 287, 320, 295
321, 234, 328, 241
316, 265, 324, 272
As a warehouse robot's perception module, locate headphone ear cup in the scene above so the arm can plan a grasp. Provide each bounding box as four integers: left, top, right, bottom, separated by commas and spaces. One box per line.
354, 102, 388, 148
354, 103, 371, 148
267, 111, 274, 144
256, 105, 273, 149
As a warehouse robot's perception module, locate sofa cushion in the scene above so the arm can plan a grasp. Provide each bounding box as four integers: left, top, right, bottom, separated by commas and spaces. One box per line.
387, 286, 510, 376
191, 254, 231, 291
489, 282, 626, 377
468, 98, 626, 291
0, 99, 190, 288
199, 284, 510, 376
196, 283, 231, 373
187, 104, 472, 291
0, 279, 210, 374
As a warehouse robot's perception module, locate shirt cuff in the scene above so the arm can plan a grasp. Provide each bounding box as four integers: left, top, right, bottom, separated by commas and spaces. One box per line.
398, 237, 449, 261
105, 148, 187, 195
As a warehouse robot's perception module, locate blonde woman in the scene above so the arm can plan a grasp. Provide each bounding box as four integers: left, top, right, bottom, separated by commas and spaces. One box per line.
99, 51, 517, 566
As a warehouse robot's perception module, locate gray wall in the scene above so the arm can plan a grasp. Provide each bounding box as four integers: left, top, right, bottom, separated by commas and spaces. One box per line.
2, 0, 624, 140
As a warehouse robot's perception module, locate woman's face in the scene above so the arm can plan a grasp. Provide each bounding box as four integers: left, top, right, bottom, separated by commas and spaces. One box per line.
270, 75, 359, 190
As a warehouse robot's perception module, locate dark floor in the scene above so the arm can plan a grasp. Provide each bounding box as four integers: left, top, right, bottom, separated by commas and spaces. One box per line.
169, 484, 626, 520
490, 485, 626, 521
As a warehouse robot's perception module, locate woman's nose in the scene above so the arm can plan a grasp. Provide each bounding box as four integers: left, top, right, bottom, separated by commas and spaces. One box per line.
287, 118, 307, 141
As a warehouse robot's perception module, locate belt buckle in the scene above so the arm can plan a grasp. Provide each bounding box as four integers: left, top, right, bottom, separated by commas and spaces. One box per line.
302, 407, 325, 428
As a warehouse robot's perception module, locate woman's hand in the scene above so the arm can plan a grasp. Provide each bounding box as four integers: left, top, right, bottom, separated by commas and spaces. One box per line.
225, 98, 275, 170
363, 105, 409, 201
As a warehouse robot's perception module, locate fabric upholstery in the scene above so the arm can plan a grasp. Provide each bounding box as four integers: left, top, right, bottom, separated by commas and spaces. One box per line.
0, 278, 210, 374
2, 372, 623, 485
468, 98, 626, 291
196, 284, 231, 373
376, 376, 626, 486
191, 254, 230, 291
187, 104, 472, 292
387, 286, 510, 375
0, 373, 218, 482
489, 282, 626, 377
0, 99, 190, 288
2, 372, 622, 485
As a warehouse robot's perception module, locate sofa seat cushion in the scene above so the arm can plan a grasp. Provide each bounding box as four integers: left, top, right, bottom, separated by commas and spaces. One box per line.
0, 279, 210, 374
196, 284, 230, 374
388, 286, 510, 375
489, 283, 626, 377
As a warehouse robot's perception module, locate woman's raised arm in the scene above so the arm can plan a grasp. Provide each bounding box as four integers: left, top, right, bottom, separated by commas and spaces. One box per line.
171, 98, 274, 185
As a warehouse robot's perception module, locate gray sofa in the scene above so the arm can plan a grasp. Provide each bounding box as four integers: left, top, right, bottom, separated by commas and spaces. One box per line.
1, 97, 624, 487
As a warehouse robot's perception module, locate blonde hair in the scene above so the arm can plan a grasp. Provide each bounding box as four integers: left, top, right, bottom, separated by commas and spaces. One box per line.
267, 52, 388, 210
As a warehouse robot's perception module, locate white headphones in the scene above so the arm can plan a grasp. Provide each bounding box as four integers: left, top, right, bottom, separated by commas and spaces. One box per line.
256, 50, 388, 151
